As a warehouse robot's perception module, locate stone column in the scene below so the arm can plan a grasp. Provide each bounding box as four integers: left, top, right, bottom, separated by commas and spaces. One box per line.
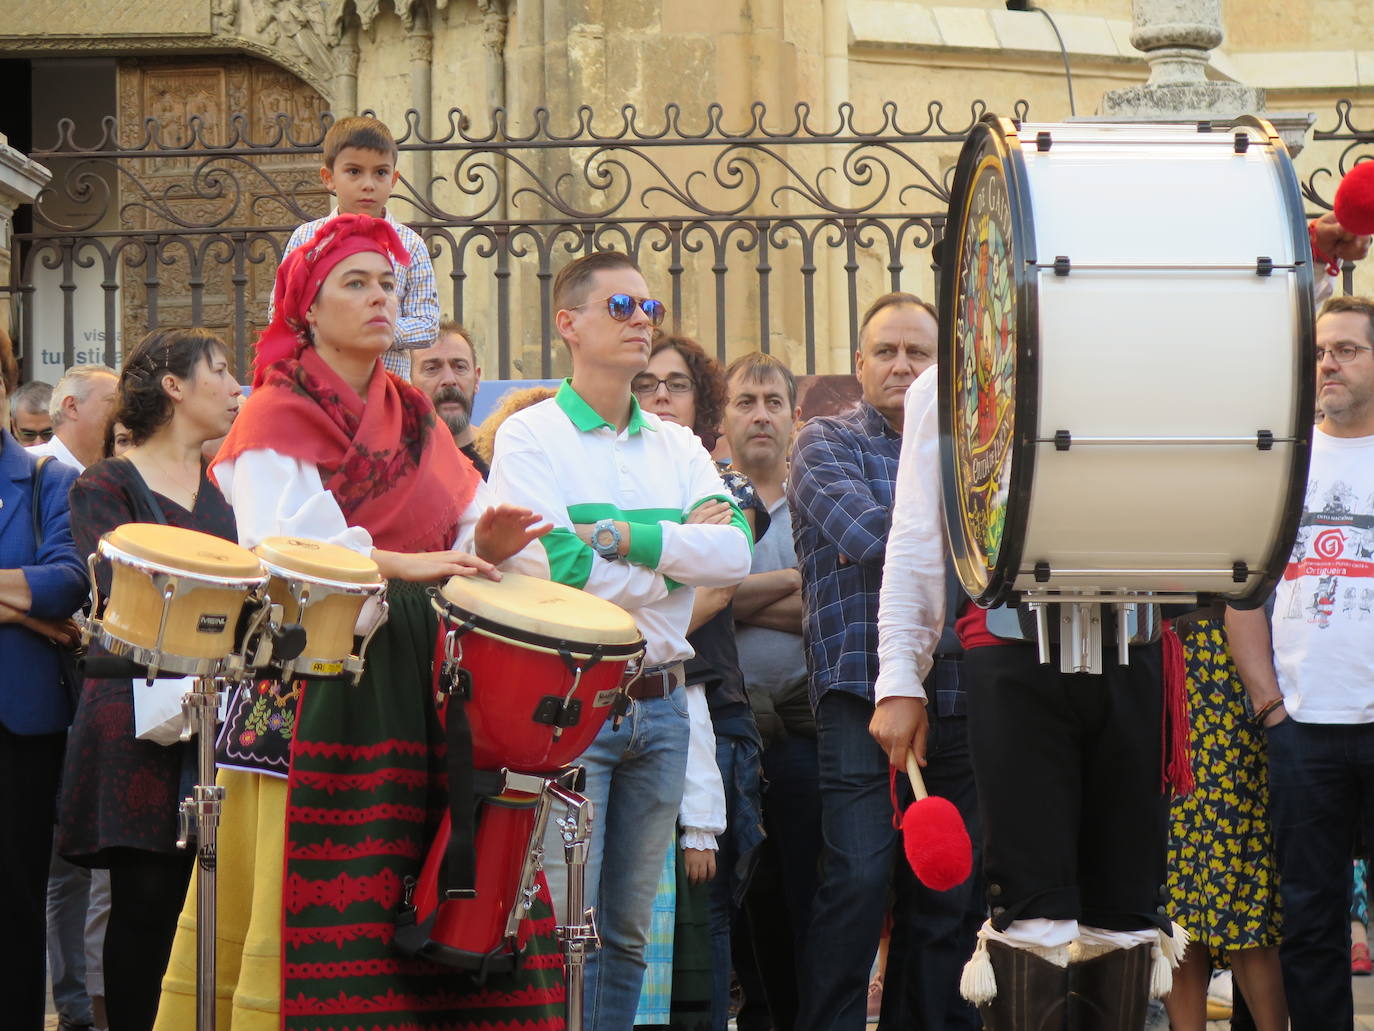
1100, 0, 1262, 120
0, 134, 51, 380
333, 21, 361, 119
407, 5, 434, 206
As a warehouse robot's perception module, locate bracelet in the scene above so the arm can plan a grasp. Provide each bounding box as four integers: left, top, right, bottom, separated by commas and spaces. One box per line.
1251, 697, 1284, 727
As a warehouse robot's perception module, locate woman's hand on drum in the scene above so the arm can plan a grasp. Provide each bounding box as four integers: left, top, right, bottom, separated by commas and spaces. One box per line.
684, 847, 717, 885
686, 500, 733, 526
474, 504, 553, 567
372, 548, 500, 583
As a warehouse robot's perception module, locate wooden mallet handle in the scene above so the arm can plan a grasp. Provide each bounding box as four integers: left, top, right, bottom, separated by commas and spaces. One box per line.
905, 748, 929, 801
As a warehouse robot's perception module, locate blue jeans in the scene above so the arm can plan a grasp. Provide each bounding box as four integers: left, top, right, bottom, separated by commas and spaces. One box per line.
542, 688, 689, 1031
45, 846, 93, 1025
708, 735, 764, 1031
1267, 717, 1374, 1031
799, 691, 983, 1031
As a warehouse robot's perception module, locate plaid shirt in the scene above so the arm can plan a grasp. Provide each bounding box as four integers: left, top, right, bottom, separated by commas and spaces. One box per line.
281, 210, 439, 378
787, 401, 901, 707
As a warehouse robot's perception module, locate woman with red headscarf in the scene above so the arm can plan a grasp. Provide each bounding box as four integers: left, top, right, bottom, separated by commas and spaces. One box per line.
154, 215, 560, 1031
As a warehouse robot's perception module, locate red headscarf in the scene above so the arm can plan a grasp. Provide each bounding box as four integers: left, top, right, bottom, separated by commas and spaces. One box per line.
217, 214, 479, 553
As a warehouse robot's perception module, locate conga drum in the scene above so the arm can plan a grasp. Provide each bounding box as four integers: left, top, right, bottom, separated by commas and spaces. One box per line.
432, 572, 645, 773
939, 117, 1314, 624
253, 536, 387, 681
95, 523, 266, 677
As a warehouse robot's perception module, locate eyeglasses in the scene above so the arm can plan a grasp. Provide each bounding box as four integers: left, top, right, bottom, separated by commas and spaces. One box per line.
632, 373, 694, 397
571, 293, 667, 327
1315, 343, 1374, 364
14, 427, 54, 444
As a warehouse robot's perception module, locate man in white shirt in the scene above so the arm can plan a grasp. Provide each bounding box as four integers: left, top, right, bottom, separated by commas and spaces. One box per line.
31, 364, 117, 472
872, 366, 1179, 1029
490, 251, 753, 1031
1228, 295, 1374, 1030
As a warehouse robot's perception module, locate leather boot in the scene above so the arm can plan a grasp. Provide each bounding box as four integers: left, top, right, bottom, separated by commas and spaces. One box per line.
977, 940, 1069, 1031
1065, 943, 1153, 1030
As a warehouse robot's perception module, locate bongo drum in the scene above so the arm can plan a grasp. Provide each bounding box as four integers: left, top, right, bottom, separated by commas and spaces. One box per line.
939, 117, 1314, 623
432, 572, 645, 773
253, 536, 386, 681
94, 523, 266, 677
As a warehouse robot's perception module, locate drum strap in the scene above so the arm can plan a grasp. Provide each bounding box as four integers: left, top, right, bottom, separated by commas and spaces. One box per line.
442, 688, 480, 900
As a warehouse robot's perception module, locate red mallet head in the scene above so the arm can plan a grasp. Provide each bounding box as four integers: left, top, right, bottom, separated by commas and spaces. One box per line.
1334, 162, 1374, 237
901, 795, 973, 891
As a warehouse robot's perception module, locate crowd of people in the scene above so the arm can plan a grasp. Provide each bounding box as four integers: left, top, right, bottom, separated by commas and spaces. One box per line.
2, 111, 1374, 1031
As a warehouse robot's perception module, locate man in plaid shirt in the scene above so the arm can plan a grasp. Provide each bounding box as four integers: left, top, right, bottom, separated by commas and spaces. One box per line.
788, 293, 981, 1031
278, 116, 438, 379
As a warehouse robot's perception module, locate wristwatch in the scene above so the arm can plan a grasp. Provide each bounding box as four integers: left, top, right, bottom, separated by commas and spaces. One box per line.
591, 518, 622, 560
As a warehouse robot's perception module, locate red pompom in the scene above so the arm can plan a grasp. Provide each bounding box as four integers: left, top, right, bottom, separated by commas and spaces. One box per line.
901, 796, 973, 891
1334, 162, 1374, 236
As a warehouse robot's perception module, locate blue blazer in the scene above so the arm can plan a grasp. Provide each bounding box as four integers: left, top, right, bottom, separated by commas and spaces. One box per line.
0, 429, 87, 735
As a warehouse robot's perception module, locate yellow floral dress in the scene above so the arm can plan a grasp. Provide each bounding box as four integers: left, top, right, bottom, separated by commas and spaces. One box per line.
1166, 618, 1282, 964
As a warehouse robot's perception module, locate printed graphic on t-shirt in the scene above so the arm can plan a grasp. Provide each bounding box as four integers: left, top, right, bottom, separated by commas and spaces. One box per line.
1281, 477, 1374, 626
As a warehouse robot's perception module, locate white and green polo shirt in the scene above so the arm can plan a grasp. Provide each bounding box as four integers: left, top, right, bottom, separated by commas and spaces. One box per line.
490, 380, 754, 668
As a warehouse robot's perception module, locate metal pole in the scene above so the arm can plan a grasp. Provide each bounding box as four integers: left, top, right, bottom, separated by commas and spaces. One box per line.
551, 785, 597, 1031
177, 676, 224, 1031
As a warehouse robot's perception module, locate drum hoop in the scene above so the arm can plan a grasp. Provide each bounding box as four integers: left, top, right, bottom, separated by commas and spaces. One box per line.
938, 113, 1039, 607
93, 628, 234, 678
259, 559, 385, 598
99, 539, 268, 592
429, 595, 645, 662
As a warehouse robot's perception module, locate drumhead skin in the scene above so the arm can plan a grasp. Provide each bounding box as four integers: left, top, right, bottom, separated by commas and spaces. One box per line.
939, 116, 1038, 605
939, 115, 1314, 607
438, 571, 642, 652
104, 523, 263, 579
256, 536, 381, 585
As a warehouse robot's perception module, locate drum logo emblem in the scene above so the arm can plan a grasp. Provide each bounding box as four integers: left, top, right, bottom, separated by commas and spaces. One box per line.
197, 613, 228, 634
953, 156, 1016, 576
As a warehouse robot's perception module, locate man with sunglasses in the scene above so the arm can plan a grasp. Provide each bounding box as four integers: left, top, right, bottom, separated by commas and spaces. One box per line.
9, 381, 53, 447
490, 250, 754, 1031
1228, 294, 1374, 1030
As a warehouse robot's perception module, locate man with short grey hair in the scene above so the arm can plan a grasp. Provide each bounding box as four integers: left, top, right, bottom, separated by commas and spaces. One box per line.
10, 381, 53, 447
31, 365, 117, 472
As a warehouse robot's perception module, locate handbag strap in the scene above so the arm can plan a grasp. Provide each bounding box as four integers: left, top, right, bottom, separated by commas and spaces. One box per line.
115, 457, 170, 526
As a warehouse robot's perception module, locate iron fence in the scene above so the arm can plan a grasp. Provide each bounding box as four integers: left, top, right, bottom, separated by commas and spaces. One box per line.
12, 98, 1369, 381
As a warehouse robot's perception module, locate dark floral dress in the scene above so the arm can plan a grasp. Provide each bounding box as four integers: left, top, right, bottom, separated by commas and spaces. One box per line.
1165, 617, 1282, 964
57, 457, 236, 865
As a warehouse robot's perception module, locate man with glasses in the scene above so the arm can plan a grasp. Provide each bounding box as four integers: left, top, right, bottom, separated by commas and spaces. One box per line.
490, 250, 753, 1031
10, 381, 53, 447
1228, 294, 1374, 1029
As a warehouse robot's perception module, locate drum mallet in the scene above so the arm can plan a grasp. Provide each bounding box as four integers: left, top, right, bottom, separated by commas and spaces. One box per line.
901, 749, 973, 891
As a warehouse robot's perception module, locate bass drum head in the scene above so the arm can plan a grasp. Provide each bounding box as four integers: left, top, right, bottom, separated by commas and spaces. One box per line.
938, 115, 1035, 606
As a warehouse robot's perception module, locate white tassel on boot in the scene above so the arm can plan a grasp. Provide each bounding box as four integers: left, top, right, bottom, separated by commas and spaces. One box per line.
959, 934, 998, 1005
1150, 922, 1190, 998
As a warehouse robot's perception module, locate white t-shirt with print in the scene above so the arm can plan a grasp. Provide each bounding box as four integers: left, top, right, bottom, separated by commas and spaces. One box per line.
1273, 428, 1374, 723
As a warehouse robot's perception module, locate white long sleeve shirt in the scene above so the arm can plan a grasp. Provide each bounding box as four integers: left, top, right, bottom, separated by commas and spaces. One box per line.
874, 366, 948, 704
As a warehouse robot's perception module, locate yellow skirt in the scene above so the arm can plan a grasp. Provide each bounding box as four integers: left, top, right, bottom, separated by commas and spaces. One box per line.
155, 770, 286, 1031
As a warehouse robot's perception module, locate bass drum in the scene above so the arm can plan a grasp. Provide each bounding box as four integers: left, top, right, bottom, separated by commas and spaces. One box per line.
938, 115, 1314, 608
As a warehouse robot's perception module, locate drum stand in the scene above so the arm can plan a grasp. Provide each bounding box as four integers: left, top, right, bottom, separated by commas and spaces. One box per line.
176, 674, 230, 1031
548, 782, 598, 1031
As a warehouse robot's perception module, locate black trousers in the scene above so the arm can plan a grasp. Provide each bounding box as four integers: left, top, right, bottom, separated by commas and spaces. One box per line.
104, 848, 195, 1031
0, 723, 67, 1031
964, 644, 1170, 933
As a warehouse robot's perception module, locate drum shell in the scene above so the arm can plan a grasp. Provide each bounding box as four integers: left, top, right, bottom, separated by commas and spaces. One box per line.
104, 562, 248, 659
448, 622, 631, 773
266, 577, 367, 669
410, 792, 540, 970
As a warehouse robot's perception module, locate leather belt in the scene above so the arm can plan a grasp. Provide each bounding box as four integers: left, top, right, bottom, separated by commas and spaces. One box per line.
624, 662, 684, 701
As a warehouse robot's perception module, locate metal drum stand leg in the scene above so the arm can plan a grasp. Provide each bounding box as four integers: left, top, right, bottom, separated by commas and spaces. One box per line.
548, 784, 597, 1031
177, 675, 225, 1031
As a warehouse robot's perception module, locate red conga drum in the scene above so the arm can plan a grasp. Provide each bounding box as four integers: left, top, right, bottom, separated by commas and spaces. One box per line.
431, 572, 645, 773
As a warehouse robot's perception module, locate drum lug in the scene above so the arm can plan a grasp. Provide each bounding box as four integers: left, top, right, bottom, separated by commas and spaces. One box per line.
533, 695, 583, 730
610, 692, 632, 730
